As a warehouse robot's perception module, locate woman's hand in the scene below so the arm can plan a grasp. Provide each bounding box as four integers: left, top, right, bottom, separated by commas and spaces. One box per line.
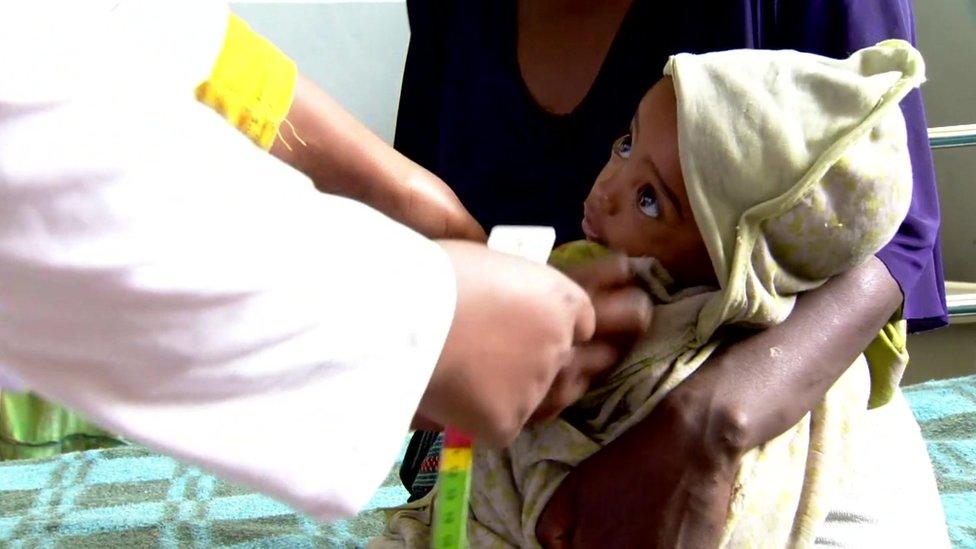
272, 74, 486, 241
532, 253, 654, 421
537, 257, 904, 547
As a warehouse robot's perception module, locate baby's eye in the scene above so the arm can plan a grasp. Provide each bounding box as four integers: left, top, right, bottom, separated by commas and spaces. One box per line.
638, 186, 660, 218
613, 133, 633, 159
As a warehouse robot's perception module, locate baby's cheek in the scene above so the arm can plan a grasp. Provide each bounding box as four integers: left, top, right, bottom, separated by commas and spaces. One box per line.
646, 226, 710, 285
674, 232, 715, 285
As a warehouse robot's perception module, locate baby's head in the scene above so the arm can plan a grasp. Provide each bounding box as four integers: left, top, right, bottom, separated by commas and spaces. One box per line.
582, 78, 714, 287
582, 40, 925, 339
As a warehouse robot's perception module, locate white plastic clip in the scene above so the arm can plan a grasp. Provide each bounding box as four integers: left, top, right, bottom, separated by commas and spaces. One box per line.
486, 225, 556, 265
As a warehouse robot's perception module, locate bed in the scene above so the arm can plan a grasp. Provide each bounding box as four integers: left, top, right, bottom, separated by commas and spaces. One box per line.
0, 374, 973, 548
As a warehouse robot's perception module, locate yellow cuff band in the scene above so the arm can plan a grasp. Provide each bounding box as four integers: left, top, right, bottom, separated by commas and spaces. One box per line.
196, 14, 297, 150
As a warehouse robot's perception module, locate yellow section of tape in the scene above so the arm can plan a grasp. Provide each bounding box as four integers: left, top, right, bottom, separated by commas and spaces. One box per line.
440, 448, 473, 473
195, 14, 297, 150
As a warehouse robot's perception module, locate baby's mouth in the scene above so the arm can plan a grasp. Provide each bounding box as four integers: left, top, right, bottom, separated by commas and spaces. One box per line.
581, 215, 606, 245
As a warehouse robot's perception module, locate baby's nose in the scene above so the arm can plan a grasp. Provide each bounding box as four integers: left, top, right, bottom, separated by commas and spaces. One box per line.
585, 187, 619, 217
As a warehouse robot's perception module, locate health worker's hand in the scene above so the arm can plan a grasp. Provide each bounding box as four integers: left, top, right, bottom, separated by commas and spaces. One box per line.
418, 241, 599, 446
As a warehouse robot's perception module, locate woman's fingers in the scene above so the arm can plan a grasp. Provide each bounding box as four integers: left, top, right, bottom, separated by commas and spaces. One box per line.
520, 253, 653, 423
591, 286, 654, 337
573, 340, 621, 379
562, 254, 652, 339
562, 253, 633, 292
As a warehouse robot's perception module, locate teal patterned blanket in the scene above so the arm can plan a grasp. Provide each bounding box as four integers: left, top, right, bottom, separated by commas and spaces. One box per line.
0, 375, 972, 548
904, 375, 976, 548
0, 447, 407, 548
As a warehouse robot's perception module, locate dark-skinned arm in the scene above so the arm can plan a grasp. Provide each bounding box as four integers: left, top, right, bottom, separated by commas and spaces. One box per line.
538, 257, 902, 548
673, 256, 901, 459
272, 74, 486, 242
199, 14, 484, 241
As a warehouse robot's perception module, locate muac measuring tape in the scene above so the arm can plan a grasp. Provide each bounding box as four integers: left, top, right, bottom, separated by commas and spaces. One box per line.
432, 226, 557, 549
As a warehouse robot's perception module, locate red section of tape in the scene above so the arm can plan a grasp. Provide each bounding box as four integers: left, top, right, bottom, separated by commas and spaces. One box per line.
443, 427, 473, 448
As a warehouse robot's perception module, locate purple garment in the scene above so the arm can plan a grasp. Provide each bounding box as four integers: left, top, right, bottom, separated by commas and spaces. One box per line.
395, 0, 947, 332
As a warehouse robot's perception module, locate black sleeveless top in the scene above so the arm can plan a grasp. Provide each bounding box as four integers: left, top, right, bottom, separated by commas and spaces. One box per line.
394, 1, 778, 243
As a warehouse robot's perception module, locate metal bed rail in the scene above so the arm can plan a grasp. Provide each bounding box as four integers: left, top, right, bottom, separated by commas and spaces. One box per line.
929, 124, 976, 149
946, 282, 976, 324
929, 124, 976, 322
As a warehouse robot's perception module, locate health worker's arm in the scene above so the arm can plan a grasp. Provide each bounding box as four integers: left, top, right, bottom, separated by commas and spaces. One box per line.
274, 74, 487, 242
194, 9, 640, 442
196, 12, 484, 241
0, 2, 455, 521
0, 3, 604, 521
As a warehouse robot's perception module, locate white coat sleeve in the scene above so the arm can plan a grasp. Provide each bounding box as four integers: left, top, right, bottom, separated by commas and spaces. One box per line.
0, 3, 456, 520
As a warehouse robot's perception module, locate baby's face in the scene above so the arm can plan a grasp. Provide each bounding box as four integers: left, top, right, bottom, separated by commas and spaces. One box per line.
583, 78, 715, 287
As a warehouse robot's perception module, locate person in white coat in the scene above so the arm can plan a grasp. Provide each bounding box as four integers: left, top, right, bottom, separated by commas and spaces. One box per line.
0, 3, 651, 521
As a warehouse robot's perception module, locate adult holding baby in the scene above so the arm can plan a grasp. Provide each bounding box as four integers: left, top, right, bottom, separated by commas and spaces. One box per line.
394, 1, 950, 547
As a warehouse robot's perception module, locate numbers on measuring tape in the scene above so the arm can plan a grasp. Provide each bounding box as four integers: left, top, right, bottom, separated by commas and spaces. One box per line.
433, 471, 472, 549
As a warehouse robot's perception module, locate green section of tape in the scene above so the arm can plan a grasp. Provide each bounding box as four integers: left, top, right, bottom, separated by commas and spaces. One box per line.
432, 469, 472, 549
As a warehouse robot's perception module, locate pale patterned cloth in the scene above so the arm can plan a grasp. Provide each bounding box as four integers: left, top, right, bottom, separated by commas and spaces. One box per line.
465, 265, 870, 548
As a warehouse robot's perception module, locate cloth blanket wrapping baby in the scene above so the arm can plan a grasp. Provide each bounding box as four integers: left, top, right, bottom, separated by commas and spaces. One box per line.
372, 40, 923, 548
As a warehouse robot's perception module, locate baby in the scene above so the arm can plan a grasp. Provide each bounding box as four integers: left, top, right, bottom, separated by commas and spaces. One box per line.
375, 40, 923, 548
